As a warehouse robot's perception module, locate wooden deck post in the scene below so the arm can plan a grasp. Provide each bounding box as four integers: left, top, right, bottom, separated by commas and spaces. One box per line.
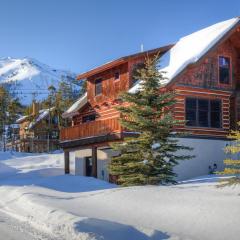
92, 146, 97, 178
64, 150, 70, 174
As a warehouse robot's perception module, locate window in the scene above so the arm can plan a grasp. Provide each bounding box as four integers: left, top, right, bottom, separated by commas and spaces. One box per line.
95, 78, 102, 96
186, 98, 221, 128
219, 56, 230, 84
82, 114, 96, 123
198, 99, 209, 127
50, 131, 59, 139
114, 70, 120, 81
51, 116, 58, 124
210, 100, 221, 128
185, 98, 197, 126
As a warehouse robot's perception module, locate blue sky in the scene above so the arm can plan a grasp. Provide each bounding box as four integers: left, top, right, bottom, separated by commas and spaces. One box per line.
1, 0, 240, 73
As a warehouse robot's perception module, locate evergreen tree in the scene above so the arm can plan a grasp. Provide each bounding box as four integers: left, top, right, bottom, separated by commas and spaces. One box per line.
41, 80, 85, 128
79, 80, 87, 97
219, 123, 240, 186
0, 86, 23, 151
109, 54, 193, 186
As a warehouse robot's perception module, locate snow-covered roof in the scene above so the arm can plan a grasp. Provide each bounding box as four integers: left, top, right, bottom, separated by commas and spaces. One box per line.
161, 17, 239, 83
64, 18, 240, 109
130, 17, 240, 93
16, 115, 29, 124
62, 92, 88, 118
10, 124, 20, 129
29, 107, 55, 129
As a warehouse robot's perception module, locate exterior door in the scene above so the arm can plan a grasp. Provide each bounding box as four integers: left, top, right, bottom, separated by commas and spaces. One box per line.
85, 157, 93, 176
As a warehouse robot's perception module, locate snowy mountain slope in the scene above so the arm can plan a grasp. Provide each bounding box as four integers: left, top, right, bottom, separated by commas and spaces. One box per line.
0, 57, 77, 105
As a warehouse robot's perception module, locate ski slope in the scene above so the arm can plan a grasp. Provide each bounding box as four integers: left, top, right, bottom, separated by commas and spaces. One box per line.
0, 57, 77, 105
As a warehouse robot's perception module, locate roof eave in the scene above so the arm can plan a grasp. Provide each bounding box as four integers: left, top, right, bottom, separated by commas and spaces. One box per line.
77, 44, 174, 80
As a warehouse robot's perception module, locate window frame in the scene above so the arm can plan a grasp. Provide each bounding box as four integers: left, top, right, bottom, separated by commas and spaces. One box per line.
218, 55, 231, 85
95, 78, 102, 96
185, 97, 222, 129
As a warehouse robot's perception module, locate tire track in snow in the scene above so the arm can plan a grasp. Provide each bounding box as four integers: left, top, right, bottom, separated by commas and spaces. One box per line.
0, 210, 60, 240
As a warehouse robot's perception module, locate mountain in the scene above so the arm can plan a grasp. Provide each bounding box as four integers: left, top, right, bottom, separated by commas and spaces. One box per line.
0, 57, 78, 105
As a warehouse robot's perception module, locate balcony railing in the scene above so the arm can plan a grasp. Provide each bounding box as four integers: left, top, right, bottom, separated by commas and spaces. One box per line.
60, 117, 122, 141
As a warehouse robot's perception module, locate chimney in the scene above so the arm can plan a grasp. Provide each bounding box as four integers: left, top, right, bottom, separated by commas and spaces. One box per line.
32, 101, 39, 116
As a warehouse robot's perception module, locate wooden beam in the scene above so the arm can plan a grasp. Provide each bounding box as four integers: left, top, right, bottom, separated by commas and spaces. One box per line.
64, 151, 70, 174
92, 146, 97, 178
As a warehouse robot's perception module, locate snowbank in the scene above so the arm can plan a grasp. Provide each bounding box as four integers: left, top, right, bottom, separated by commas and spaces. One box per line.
0, 152, 240, 240
0, 162, 17, 177
0, 151, 63, 173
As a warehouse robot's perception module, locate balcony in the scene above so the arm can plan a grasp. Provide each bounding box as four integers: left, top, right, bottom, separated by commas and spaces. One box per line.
60, 117, 122, 142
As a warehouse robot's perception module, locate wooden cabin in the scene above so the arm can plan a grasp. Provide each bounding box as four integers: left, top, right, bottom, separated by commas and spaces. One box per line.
60, 17, 240, 181
14, 102, 59, 153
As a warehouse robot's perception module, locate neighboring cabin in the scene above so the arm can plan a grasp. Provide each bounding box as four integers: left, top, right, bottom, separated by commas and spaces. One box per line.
60, 17, 240, 181
12, 102, 59, 153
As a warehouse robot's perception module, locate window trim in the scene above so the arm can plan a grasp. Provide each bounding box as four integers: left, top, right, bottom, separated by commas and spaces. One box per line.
185, 97, 222, 129
218, 55, 232, 85
95, 78, 102, 96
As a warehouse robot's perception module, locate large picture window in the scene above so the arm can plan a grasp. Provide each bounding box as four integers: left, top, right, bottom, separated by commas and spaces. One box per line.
95, 78, 102, 96
219, 56, 230, 84
186, 98, 221, 128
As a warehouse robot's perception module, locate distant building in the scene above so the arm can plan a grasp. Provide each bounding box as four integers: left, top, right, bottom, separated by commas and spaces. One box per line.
12, 102, 59, 153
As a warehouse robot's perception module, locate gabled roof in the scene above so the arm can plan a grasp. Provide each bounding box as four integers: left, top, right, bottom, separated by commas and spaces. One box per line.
16, 115, 29, 124
130, 17, 240, 93
17, 108, 55, 129
65, 17, 240, 117
160, 17, 240, 84
28, 107, 55, 129
77, 45, 173, 80
62, 92, 88, 118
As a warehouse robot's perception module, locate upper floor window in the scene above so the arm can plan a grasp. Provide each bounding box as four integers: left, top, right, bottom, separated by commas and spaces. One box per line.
186, 98, 221, 128
82, 114, 96, 123
219, 56, 231, 84
114, 70, 120, 81
95, 78, 102, 96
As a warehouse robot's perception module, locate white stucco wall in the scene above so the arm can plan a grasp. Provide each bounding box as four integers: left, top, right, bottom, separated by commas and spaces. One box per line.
174, 138, 228, 180
97, 148, 119, 181
69, 151, 75, 175
73, 147, 118, 181
75, 148, 92, 176
70, 138, 229, 182
96, 149, 109, 181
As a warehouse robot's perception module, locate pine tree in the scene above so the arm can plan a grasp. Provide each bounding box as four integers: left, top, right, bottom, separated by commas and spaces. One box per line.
41, 80, 85, 128
0, 86, 23, 151
109, 54, 193, 186
219, 123, 240, 186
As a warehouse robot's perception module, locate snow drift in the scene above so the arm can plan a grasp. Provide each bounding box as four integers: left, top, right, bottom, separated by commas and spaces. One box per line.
0, 152, 239, 240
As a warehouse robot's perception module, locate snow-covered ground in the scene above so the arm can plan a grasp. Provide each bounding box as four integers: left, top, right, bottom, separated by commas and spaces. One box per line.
0, 151, 239, 240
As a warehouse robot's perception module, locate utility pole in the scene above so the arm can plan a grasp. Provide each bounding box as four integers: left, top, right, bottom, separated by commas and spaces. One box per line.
2, 97, 6, 152
47, 107, 50, 153
3, 122, 6, 152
